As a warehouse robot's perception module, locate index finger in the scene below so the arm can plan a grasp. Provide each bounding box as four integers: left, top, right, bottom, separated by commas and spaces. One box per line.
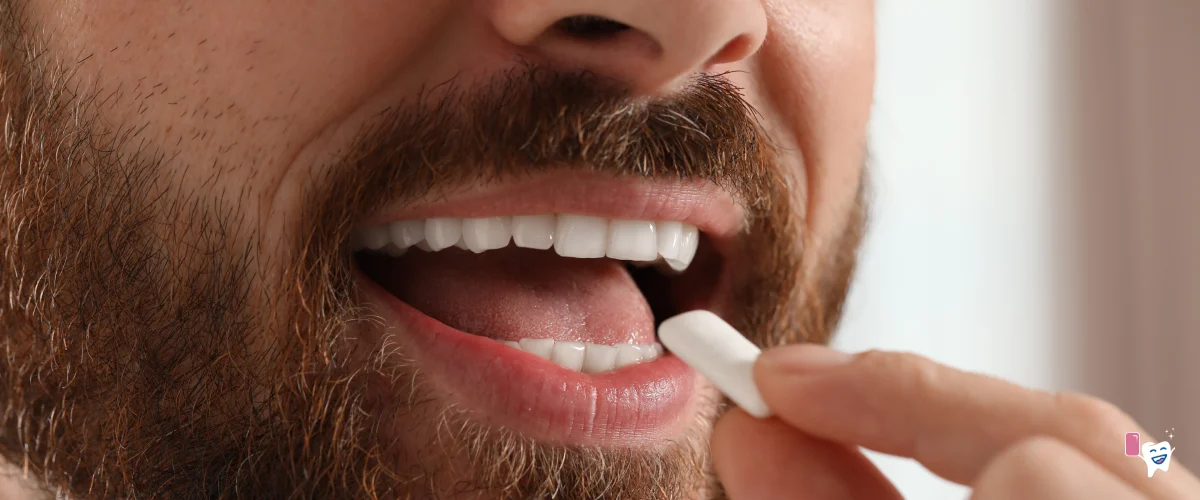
753, 345, 1200, 498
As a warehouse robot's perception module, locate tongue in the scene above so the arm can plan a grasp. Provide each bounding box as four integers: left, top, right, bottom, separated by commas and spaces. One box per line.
365, 247, 657, 345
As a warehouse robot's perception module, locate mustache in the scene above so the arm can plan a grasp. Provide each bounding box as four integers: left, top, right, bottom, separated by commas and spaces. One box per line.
308, 67, 778, 236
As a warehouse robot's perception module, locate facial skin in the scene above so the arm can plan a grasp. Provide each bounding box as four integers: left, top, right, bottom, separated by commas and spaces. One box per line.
0, 0, 874, 498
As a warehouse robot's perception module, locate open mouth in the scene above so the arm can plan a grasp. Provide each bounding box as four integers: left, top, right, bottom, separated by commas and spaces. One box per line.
349, 174, 742, 444
356, 214, 714, 370
1153, 455, 1167, 465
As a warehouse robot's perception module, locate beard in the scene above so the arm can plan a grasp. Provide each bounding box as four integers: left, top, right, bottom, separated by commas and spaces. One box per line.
0, 10, 866, 500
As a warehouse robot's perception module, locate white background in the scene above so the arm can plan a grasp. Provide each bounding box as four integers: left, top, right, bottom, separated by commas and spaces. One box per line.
836, 2, 1064, 498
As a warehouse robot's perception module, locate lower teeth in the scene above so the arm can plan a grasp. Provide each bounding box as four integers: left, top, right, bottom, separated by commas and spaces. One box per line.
498, 338, 663, 374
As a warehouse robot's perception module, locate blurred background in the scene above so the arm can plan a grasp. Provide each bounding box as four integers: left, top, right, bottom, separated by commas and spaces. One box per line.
837, 1, 1200, 497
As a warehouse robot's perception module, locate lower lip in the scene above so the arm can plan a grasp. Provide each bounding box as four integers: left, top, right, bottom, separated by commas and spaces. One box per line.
357, 272, 699, 445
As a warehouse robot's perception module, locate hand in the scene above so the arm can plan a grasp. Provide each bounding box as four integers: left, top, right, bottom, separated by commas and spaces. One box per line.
711, 345, 1200, 499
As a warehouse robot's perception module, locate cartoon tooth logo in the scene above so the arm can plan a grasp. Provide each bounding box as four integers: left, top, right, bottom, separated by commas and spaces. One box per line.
1140, 440, 1175, 477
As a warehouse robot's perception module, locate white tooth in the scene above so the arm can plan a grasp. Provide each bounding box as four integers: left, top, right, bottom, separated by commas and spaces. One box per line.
554, 215, 609, 258
362, 226, 390, 250
582, 344, 619, 374
606, 220, 658, 261
518, 338, 555, 360
455, 239, 470, 250
424, 218, 463, 251
415, 240, 433, 252
511, 214, 556, 250
644, 344, 663, 360
384, 244, 408, 257
655, 260, 684, 276
550, 341, 586, 371
389, 220, 425, 248
462, 216, 513, 253
501, 340, 520, 349
665, 224, 699, 271
614, 344, 645, 369
656, 221, 683, 260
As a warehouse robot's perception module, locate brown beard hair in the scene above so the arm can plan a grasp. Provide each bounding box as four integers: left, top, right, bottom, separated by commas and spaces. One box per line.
0, 4, 866, 499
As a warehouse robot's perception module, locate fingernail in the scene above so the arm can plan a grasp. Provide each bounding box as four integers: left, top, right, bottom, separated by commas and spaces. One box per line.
758, 344, 851, 375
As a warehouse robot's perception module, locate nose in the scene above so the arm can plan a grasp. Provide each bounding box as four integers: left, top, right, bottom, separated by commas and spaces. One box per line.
485, 0, 767, 94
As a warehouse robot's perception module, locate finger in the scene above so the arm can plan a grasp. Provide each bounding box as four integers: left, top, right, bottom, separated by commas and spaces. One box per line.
711, 408, 902, 500
753, 345, 1200, 497
971, 436, 1144, 500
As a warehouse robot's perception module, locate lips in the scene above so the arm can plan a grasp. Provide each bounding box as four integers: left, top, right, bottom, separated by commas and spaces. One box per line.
351, 174, 742, 444
1153, 455, 1168, 465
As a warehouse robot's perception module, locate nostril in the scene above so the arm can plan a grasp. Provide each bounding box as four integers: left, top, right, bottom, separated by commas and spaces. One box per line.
554, 15, 632, 40
532, 13, 664, 80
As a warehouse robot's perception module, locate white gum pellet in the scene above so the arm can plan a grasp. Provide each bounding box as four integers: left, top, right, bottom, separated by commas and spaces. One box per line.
658, 310, 773, 418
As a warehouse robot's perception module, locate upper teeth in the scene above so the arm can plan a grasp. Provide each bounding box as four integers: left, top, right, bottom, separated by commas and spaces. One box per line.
353, 214, 700, 271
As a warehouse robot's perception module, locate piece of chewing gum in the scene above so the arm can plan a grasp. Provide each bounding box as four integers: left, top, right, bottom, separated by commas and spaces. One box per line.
658, 310, 772, 418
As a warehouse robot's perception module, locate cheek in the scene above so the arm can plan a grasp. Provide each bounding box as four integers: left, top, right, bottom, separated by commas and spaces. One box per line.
29, 0, 452, 226
747, 0, 875, 256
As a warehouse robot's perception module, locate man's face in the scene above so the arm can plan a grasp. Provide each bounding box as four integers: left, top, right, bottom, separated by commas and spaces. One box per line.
0, 0, 873, 498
